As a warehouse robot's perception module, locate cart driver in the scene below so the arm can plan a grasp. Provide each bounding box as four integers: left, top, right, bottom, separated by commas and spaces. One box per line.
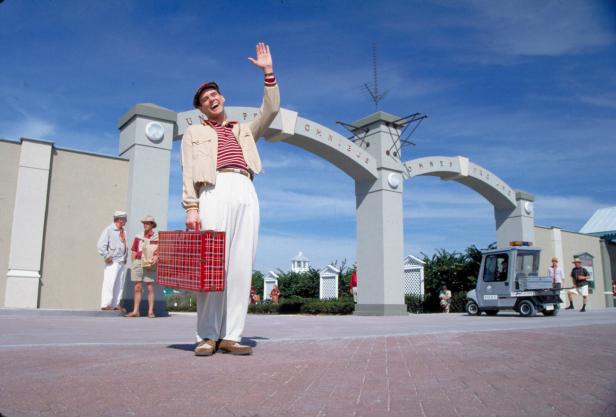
496, 256, 508, 281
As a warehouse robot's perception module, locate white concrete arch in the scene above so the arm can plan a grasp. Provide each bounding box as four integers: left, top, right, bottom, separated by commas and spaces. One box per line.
176, 107, 378, 181
403, 155, 534, 248
403, 156, 516, 210
118, 104, 535, 316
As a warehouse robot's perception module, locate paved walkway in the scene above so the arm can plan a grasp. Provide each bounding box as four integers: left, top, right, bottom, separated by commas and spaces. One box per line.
1, 308, 615, 417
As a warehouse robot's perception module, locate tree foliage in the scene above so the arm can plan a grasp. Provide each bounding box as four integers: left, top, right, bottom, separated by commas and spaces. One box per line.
274, 268, 320, 299
421, 245, 482, 312
251, 270, 264, 297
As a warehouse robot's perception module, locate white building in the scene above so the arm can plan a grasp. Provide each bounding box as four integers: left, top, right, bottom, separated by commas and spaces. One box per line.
291, 251, 310, 273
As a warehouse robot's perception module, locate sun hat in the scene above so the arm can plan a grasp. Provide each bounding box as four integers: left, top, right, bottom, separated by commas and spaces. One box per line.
140, 215, 157, 228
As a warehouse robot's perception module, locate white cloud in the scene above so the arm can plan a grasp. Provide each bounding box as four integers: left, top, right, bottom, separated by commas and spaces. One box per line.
578, 94, 616, 110
0, 116, 56, 141
467, 0, 615, 57
534, 194, 607, 224
259, 188, 355, 221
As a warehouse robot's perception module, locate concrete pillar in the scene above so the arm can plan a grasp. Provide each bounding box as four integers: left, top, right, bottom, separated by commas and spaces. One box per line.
4, 139, 53, 308
599, 239, 614, 308
117, 103, 177, 316
549, 227, 564, 263
353, 112, 406, 316
495, 190, 535, 248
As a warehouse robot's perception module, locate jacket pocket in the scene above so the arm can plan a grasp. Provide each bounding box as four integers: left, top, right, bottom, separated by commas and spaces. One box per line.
192, 138, 212, 157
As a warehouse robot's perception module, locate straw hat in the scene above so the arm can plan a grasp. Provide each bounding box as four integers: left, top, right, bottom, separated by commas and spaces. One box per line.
140, 215, 157, 228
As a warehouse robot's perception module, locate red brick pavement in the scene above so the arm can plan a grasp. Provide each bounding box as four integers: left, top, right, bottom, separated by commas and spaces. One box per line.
1, 324, 615, 417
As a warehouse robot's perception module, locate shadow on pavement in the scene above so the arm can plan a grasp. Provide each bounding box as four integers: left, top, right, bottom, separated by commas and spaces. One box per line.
166, 336, 269, 351
167, 344, 195, 351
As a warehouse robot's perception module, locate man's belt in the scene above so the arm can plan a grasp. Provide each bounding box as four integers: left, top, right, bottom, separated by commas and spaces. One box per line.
217, 167, 252, 180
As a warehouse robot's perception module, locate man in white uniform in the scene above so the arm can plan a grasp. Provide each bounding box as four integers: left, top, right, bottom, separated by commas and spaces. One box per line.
96, 211, 128, 310
182, 42, 279, 356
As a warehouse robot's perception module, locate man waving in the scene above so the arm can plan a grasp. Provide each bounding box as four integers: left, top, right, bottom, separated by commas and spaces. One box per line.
181, 42, 279, 356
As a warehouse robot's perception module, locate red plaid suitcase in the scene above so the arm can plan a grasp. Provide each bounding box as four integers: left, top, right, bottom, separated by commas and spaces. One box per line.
157, 230, 226, 292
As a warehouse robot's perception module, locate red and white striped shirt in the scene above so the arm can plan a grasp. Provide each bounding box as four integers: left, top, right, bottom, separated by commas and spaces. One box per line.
203, 120, 249, 170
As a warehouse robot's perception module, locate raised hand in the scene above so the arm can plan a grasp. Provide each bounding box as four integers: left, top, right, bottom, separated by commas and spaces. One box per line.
248, 42, 273, 74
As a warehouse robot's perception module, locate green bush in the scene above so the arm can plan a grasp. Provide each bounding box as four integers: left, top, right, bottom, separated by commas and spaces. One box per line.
276, 270, 320, 299
449, 291, 467, 312
300, 298, 354, 315
405, 294, 423, 313
278, 296, 306, 314
251, 271, 264, 298
418, 245, 482, 313
248, 297, 355, 315
248, 302, 279, 314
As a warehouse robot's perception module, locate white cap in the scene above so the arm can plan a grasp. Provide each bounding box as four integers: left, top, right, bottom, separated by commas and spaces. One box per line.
113, 210, 127, 219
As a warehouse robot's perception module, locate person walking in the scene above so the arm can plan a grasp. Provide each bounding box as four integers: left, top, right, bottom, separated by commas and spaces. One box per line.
439, 284, 452, 313
349, 268, 358, 303
270, 285, 281, 304
182, 42, 279, 356
566, 258, 590, 312
96, 211, 128, 311
126, 215, 159, 318
548, 256, 565, 290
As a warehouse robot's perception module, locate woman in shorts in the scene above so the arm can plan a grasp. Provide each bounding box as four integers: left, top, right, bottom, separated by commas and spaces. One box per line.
126, 215, 159, 318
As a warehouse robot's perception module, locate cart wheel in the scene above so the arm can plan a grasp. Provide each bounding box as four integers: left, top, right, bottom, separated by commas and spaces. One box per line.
485, 310, 498, 316
518, 300, 536, 317
543, 305, 560, 317
466, 300, 480, 316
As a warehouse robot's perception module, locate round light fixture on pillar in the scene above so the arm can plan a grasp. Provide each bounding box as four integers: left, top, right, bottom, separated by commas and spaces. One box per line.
524, 201, 533, 215
387, 173, 402, 189
145, 121, 164, 143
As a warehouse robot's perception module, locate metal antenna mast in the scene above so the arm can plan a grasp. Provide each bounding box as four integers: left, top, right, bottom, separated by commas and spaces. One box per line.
337, 43, 428, 160
364, 43, 387, 109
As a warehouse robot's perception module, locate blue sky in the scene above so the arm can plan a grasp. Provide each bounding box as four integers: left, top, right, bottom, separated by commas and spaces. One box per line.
1, 0, 615, 272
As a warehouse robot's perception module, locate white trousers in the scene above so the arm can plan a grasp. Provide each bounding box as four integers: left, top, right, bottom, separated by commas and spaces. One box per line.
196, 172, 259, 342
101, 261, 126, 308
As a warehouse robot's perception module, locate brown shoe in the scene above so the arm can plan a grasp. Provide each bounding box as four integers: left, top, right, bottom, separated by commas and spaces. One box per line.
218, 339, 252, 355
101, 306, 113, 311
194, 339, 217, 357
125, 311, 139, 318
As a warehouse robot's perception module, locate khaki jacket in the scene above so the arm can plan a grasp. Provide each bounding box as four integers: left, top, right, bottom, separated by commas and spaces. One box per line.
181, 84, 280, 209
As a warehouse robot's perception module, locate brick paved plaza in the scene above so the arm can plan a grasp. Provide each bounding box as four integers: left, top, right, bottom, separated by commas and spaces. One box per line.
1, 309, 615, 417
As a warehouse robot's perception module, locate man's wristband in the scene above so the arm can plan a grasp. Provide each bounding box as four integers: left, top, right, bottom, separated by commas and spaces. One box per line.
264, 72, 276, 87
185, 207, 199, 213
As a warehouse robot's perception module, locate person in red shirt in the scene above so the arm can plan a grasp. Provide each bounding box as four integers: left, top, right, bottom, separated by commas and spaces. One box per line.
349, 266, 358, 303
184, 42, 279, 357
126, 215, 158, 318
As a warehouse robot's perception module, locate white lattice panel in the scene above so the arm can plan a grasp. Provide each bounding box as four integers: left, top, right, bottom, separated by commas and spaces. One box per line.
320, 276, 338, 299
403, 268, 423, 296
